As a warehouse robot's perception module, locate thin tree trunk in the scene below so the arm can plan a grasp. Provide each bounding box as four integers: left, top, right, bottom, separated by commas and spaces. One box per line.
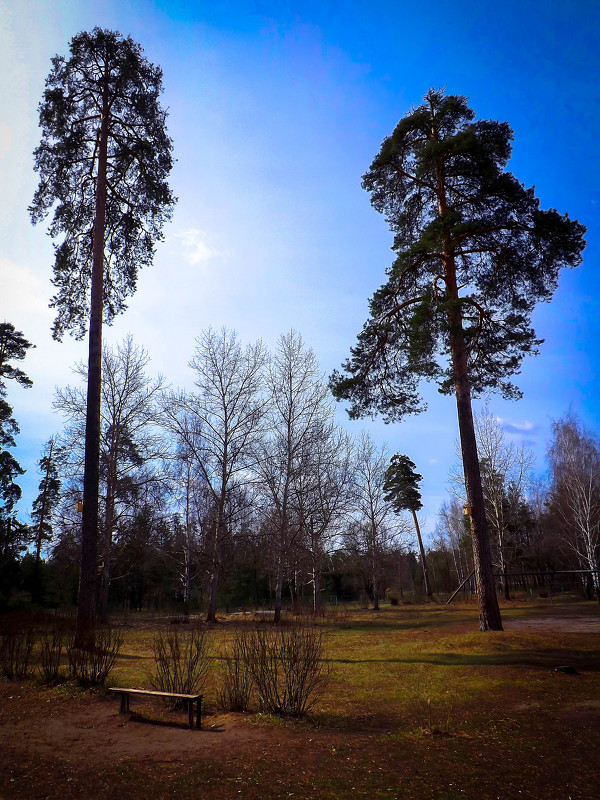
76, 88, 109, 646
99, 461, 116, 623
183, 469, 193, 607
312, 551, 321, 615
206, 563, 219, 622
503, 565, 511, 601
206, 518, 220, 622
397, 554, 404, 598
371, 528, 379, 611
444, 549, 451, 594
446, 570, 476, 605
274, 515, 287, 623
274, 550, 283, 623
411, 509, 432, 597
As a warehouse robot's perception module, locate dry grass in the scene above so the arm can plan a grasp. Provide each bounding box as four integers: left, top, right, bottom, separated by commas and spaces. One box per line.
1, 599, 600, 799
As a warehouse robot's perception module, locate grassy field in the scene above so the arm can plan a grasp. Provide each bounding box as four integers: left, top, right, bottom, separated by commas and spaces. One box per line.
1, 599, 599, 799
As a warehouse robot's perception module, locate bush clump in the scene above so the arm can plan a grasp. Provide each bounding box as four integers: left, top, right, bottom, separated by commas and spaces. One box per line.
238, 623, 329, 717
38, 618, 70, 683
66, 625, 124, 686
0, 616, 37, 679
218, 629, 253, 712
150, 627, 210, 696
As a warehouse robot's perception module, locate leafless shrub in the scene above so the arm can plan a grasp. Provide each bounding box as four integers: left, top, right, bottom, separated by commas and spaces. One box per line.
150, 627, 210, 696
39, 620, 69, 682
0, 618, 37, 679
218, 629, 253, 712
67, 626, 124, 686
242, 623, 329, 717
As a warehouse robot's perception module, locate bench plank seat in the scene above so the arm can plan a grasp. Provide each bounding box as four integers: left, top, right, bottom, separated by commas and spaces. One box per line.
108, 687, 202, 728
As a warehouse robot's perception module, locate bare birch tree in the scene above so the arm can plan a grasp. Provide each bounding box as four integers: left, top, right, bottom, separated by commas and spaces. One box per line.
351, 432, 400, 610
54, 336, 167, 619
162, 328, 267, 622
294, 422, 354, 613
256, 330, 331, 623
450, 407, 534, 598
548, 413, 600, 601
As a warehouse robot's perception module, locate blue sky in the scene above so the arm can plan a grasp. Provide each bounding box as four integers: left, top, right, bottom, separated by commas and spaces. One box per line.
1, 0, 598, 536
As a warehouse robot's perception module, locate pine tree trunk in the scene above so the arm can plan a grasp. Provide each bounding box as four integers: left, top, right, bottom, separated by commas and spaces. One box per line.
412, 509, 432, 597
76, 89, 109, 647
436, 152, 503, 632
450, 331, 503, 631
34, 444, 51, 569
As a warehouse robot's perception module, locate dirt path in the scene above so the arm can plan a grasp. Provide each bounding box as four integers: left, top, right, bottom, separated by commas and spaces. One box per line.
505, 612, 600, 633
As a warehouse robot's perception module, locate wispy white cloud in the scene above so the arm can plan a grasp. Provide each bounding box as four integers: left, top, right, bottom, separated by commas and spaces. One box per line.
498, 418, 540, 436
173, 229, 220, 266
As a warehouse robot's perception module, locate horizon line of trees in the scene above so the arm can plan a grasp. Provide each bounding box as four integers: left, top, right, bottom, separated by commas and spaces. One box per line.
1, 328, 598, 615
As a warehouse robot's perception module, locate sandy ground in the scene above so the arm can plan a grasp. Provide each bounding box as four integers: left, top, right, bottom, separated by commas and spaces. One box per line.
0, 685, 265, 768
504, 611, 600, 633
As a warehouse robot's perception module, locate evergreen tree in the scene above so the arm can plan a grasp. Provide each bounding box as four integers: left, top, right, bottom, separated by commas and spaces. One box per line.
331, 89, 585, 630
30, 29, 175, 639
0, 323, 34, 600
383, 454, 431, 596
30, 436, 62, 602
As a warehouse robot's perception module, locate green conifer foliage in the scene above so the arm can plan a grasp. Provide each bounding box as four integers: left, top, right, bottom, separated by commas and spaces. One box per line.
331, 89, 586, 630
30, 29, 175, 638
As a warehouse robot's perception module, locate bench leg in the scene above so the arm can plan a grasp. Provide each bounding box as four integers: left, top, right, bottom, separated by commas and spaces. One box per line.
187, 700, 193, 729
119, 693, 129, 713
196, 697, 202, 729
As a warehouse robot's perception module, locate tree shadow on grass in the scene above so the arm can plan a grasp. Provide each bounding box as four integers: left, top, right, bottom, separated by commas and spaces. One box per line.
328, 647, 600, 670
329, 616, 475, 634
114, 652, 149, 660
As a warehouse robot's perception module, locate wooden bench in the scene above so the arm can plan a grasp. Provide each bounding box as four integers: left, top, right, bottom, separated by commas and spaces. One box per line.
108, 688, 203, 729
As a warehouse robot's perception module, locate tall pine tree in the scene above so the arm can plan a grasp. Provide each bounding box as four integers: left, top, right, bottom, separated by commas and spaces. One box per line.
331, 89, 585, 630
30, 29, 175, 639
